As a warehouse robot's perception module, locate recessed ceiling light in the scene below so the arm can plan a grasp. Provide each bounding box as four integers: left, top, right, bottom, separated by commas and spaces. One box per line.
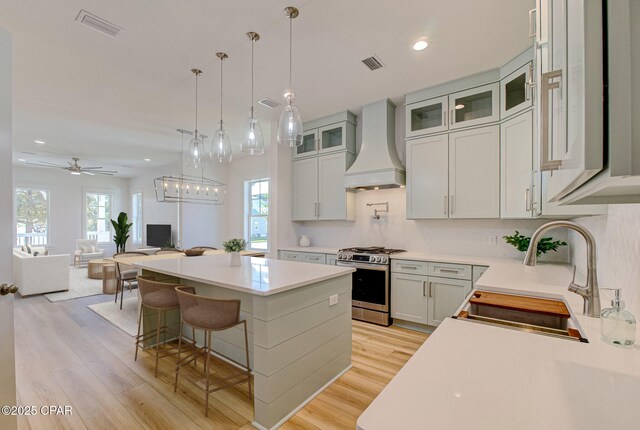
455, 104, 465, 110
17, 158, 26, 162
412, 40, 429, 51
144, 158, 151, 162
34, 140, 45, 144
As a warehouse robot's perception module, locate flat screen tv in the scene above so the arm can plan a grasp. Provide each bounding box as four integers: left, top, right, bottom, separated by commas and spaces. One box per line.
146, 224, 172, 247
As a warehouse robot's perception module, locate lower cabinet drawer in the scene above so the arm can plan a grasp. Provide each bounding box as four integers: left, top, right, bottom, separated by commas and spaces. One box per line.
279, 251, 302, 261
302, 253, 326, 264
391, 260, 428, 275
427, 262, 472, 280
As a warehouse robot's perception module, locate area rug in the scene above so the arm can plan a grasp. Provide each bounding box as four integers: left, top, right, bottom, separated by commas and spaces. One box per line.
88, 292, 139, 336
44, 266, 104, 302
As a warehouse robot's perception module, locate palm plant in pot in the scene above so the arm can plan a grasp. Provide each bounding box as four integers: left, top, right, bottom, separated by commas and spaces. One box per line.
111, 212, 133, 253
223, 238, 246, 266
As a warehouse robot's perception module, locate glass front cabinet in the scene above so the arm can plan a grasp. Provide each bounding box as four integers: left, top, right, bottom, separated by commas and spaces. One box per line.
448, 83, 500, 130
500, 62, 533, 119
294, 129, 318, 159
294, 110, 356, 159
405, 95, 449, 138
318, 123, 346, 154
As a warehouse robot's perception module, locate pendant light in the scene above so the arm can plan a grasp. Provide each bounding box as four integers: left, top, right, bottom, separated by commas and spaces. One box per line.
277, 7, 303, 147
186, 69, 207, 168
241, 32, 264, 155
211, 52, 232, 163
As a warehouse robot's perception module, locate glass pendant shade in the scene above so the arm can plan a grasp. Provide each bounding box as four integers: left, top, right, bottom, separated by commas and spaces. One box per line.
242, 109, 264, 154
277, 95, 303, 147
186, 134, 207, 168
212, 122, 232, 163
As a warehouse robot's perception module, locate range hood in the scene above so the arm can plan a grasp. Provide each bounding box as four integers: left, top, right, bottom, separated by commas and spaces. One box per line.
345, 99, 405, 189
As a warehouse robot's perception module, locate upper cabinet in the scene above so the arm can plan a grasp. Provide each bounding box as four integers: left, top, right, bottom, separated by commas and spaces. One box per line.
405, 82, 499, 138
500, 62, 533, 119
294, 111, 356, 159
291, 110, 357, 221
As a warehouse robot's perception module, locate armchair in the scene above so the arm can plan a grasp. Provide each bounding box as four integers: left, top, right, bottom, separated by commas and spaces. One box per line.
74, 239, 104, 267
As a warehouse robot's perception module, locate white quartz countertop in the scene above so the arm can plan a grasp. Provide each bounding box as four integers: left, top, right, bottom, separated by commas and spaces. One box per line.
278, 246, 340, 254
134, 254, 354, 296
357, 260, 640, 429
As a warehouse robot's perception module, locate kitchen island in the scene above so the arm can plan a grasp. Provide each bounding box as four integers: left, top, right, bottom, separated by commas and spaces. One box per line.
357, 260, 640, 429
132, 253, 355, 430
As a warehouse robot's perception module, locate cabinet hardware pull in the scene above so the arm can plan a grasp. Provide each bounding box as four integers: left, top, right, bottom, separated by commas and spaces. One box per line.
530, 183, 537, 215
450, 195, 455, 215
450, 109, 455, 125
444, 110, 448, 127
429, 282, 433, 298
444, 195, 448, 215
309, 257, 319, 260
400, 265, 418, 270
525, 63, 535, 101
423, 280, 426, 297
540, 70, 563, 171
525, 188, 531, 211
528, 9, 536, 38
438, 268, 459, 273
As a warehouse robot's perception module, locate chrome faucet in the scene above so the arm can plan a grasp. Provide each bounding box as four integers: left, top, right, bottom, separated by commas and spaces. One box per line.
523, 220, 601, 318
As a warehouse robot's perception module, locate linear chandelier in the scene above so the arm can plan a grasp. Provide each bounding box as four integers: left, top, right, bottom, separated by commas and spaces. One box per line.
154, 129, 227, 205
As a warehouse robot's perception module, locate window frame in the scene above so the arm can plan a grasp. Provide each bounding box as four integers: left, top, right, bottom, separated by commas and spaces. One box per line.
14, 186, 50, 247
83, 189, 115, 245
245, 178, 270, 252
131, 191, 143, 245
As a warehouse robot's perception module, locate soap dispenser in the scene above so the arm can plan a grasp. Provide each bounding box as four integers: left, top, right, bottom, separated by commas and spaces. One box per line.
601, 288, 636, 347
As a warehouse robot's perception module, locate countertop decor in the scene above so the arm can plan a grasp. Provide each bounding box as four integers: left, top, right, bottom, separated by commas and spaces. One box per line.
503, 230, 567, 257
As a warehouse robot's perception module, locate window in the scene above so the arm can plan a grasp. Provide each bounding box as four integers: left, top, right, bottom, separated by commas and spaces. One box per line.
246, 179, 269, 250
131, 192, 142, 244
15, 188, 49, 246
85, 192, 112, 243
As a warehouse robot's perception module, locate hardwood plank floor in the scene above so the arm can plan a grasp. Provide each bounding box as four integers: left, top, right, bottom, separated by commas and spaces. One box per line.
13, 294, 428, 429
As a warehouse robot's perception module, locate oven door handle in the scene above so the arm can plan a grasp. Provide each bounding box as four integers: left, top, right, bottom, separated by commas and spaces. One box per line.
336, 261, 389, 271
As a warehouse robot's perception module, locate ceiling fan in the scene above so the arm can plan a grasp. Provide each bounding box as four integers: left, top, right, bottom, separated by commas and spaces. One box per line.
26, 157, 118, 176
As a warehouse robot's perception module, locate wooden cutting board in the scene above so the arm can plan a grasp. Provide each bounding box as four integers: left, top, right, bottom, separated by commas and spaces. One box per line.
469, 291, 570, 318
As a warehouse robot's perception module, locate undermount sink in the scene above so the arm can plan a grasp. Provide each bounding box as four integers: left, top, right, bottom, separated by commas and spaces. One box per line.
456, 290, 588, 342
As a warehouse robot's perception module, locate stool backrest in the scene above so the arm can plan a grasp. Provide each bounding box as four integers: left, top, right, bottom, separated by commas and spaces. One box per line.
113, 251, 148, 278
175, 286, 241, 329
137, 275, 178, 299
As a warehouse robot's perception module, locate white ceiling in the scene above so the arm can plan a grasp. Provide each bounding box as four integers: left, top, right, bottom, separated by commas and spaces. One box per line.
0, 0, 534, 177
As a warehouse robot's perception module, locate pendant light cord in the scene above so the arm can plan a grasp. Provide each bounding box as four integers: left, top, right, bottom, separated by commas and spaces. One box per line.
289, 15, 293, 95
220, 56, 224, 127
251, 38, 255, 114
195, 72, 199, 133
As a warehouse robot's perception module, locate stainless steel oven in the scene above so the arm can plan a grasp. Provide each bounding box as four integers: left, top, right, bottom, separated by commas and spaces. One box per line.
336, 247, 404, 326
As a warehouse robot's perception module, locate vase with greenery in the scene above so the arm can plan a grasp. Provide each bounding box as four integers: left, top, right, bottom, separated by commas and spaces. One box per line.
111, 212, 132, 253
223, 238, 246, 266
503, 230, 567, 257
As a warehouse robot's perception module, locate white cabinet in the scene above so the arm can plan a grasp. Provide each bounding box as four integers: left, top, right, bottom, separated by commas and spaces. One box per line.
501, 110, 534, 218
302, 253, 326, 264
278, 250, 335, 266
391, 259, 472, 328
405, 95, 449, 138
326, 254, 337, 266
391, 272, 428, 324
500, 62, 533, 119
294, 111, 356, 159
406, 135, 449, 219
448, 83, 500, 130
406, 125, 499, 219
472, 266, 488, 287
427, 277, 472, 327
292, 152, 356, 221
449, 125, 500, 218
279, 251, 302, 262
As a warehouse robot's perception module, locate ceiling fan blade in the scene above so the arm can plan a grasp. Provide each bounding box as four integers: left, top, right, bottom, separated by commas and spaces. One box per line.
34, 161, 67, 168
94, 172, 115, 176
81, 166, 103, 170
81, 171, 95, 176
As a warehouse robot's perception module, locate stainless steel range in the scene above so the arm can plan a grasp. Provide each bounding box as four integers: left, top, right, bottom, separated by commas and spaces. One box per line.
336, 246, 405, 326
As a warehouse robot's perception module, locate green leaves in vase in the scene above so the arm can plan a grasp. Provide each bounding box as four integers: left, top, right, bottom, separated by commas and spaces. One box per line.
503, 230, 567, 257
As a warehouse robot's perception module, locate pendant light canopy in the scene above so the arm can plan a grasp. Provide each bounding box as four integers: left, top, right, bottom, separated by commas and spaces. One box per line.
211, 52, 232, 163
277, 6, 303, 147
241, 32, 265, 155
186, 69, 208, 168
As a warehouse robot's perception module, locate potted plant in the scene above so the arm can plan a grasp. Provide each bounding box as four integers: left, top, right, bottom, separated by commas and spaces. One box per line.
223, 238, 247, 266
503, 230, 567, 257
111, 212, 133, 253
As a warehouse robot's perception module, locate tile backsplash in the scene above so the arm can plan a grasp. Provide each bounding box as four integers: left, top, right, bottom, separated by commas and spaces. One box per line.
293, 188, 570, 261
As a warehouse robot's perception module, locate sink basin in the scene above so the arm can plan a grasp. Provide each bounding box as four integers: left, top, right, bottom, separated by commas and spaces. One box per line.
456, 290, 587, 342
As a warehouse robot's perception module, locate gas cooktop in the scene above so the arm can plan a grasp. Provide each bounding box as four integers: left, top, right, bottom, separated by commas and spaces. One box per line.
338, 246, 406, 255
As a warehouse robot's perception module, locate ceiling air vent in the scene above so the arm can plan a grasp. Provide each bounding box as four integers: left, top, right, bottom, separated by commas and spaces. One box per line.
361, 55, 383, 71
258, 98, 280, 108
75, 10, 122, 38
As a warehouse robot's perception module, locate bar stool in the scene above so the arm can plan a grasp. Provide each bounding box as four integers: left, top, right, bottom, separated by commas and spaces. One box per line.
174, 286, 252, 417
135, 276, 194, 377
113, 251, 147, 310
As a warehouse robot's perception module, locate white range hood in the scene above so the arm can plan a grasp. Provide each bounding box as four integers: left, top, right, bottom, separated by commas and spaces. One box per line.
345, 99, 405, 189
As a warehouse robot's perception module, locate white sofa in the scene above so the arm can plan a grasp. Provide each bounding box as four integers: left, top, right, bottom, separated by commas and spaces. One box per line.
12, 249, 70, 296
74, 239, 104, 267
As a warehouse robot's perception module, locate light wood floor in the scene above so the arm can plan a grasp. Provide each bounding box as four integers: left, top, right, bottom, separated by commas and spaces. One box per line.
13, 293, 428, 430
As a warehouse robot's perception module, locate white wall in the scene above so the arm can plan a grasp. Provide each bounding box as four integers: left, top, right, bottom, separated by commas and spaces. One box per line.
13, 165, 129, 259
1, 27, 13, 278
291, 187, 569, 260
571, 204, 640, 318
